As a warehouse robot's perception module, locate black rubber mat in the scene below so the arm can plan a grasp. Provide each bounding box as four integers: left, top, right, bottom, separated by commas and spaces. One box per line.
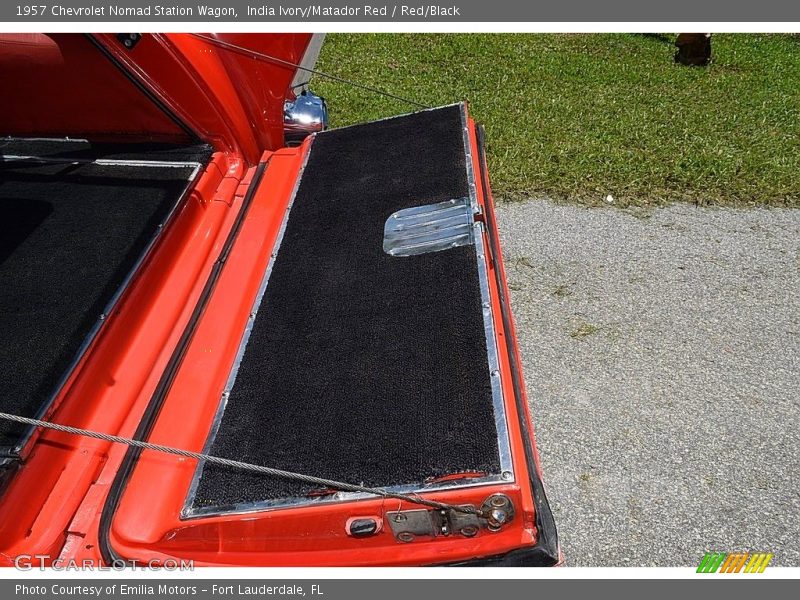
0, 149, 201, 451
192, 105, 500, 510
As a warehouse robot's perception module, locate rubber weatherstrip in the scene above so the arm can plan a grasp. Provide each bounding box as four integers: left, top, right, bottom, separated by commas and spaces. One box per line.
98, 160, 269, 565
465, 123, 559, 566
83, 34, 200, 143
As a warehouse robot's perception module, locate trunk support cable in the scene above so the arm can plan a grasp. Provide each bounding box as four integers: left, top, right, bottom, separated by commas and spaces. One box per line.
188, 33, 431, 110
0, 411, 483, 517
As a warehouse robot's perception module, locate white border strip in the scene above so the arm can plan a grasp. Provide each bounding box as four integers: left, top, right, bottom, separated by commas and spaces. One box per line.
3, 23, 799, 33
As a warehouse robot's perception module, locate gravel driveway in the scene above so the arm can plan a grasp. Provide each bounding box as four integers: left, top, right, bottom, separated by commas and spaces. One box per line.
496, 199, 799, 566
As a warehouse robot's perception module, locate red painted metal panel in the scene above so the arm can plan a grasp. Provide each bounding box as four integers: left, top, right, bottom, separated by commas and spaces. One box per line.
0, 33, 314, 161
90, 33, 313, 163
0, 34, 190, 142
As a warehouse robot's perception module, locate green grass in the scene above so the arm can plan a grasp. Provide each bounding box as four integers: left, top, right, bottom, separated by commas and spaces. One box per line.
313, 34, 800, 206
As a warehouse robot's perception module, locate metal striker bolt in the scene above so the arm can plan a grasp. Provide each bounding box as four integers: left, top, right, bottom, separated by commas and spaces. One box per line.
489, 509, 508, 527
480, 494, 515, 531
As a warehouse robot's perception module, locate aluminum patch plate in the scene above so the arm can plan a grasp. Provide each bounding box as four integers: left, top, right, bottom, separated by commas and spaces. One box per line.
383, 197, 474, 257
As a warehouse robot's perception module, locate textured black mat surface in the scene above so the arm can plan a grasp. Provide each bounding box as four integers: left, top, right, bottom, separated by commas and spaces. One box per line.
0, 155, 196, 450
193, 105, 500, 510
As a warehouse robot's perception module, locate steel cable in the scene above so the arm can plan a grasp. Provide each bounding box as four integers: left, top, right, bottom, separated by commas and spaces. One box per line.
0, 411, 481, 516
187, 33, 431, 110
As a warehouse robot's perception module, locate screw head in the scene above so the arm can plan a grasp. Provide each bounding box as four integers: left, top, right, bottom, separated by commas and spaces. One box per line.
460, 525, 478, 538
397, 532, 414, 543
490, 496, 507, 508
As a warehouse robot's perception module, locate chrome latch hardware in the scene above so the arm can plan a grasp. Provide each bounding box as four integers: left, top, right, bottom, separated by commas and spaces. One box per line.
387, 494, 515, 543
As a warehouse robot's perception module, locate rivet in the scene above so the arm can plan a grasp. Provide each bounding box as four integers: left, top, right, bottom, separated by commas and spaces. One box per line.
397, 532, 414, 543
501, 471, 513, 481
491, 369, 500, 378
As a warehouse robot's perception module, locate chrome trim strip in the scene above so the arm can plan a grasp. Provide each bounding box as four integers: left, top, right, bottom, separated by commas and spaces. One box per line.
1, 136, 90, 144
459, 103, 514, 481
290, 33, 326, 92
182, 141, 315, 519
181, 103, 513, 519
3, 159, 204, 458
1, 155, 202, 171
186, 473, 510, 519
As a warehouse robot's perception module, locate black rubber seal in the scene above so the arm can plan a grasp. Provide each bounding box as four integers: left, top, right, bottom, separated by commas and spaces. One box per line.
443, 545, 560, 567
98, 161, 268, 566
467, 123, 560, 566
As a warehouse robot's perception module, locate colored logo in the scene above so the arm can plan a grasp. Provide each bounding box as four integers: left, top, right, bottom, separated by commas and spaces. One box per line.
697, 552, 773, 573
